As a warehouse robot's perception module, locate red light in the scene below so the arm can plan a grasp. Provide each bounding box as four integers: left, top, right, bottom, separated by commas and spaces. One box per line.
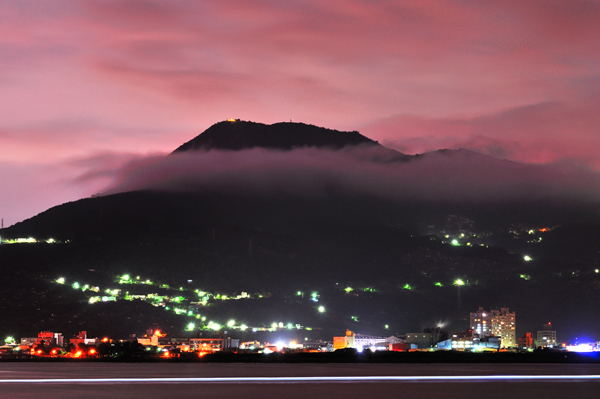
89, 349, 96, 355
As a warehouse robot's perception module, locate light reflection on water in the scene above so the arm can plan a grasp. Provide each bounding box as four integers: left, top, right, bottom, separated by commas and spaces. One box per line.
1, 363, 599, 399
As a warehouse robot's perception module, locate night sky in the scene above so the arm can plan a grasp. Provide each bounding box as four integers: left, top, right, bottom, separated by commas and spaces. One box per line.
1, 0, 599, 225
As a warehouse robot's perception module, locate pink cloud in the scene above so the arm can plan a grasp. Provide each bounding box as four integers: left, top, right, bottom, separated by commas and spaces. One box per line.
366, 98, 600, 168
1, 1, 600, 223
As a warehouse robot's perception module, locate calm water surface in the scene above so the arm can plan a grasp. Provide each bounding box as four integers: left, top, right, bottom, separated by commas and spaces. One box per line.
1, 363, 599, 399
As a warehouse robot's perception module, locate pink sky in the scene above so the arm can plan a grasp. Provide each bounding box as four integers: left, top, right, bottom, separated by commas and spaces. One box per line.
1, 0, 599, 226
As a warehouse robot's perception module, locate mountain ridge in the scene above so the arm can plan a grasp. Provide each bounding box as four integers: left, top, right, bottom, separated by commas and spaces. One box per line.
173, 120, 392, 153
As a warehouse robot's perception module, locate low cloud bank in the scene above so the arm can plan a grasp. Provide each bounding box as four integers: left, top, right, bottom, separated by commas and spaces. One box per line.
76, 146, 600, 205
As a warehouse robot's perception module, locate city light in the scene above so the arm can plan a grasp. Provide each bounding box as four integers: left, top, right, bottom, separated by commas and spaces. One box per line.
451, 239, 460, 246
318, 306, 325, 313
4, 336, 14, 344
56, 277, 65, 284
523, 255, 532, 262
187, 323, 195, 331
227, 320, 235, 327
454, 279, 465, 286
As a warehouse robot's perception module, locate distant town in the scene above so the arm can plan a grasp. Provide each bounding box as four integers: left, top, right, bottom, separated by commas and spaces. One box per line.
2, 305, 597, 360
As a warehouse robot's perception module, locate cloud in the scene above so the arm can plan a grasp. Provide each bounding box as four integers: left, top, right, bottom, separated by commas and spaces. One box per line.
2, 0, 600, 223
76, 147, 600, 205
366, 99, 600, 169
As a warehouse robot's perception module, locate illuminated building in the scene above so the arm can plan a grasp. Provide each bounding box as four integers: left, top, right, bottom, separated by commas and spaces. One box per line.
69, 331, 98, 346
333, 330, 355, 350
470, 307, 516, 348
436, 330, 500, 351
34, 331, 64, 347
333, 330, 399, 351
189, 338, 223, 352
536, 322, 557, 348
518, 332, 534, 349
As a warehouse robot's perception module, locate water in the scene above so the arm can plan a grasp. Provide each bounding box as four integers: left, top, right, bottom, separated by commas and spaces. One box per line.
1, 363, 599, 398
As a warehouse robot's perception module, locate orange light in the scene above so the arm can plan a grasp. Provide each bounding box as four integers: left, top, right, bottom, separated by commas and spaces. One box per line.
102, 337, 109, 342
89, 349, 96, 355
163, 352, 170, 358
51, 349, 57, 355
154, 330, 161, 336
198, 351, 208, 357
37, 350, 42, 354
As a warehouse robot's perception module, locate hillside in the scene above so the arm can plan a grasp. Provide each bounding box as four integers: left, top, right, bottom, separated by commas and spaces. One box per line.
1, 121, 600, 342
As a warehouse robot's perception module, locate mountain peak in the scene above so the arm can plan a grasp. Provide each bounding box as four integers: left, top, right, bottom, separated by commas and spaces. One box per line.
172, 120, 380, 153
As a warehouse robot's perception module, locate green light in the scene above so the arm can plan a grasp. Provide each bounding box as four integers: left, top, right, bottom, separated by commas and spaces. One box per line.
287, 323, 293, 329
451, 239, 460, 246
296, 291, 302, 296
344, 287, 353, 293
520, 274, 531, 280
454, 279, 465, 286
187, 323, 195, 331
240, 324, 248, 330
351, 316, 358, 322
403, 284, 412, 290
435, 282, 443, 287
227, 320, 235, 327
271, 322, 278, 329
72, 282, 80, 289
56, 277, 65, 284
523, 255, 532, 262
5, 336, 14, 344
122, 274, 130, 280
384, 325, 389, 329
311, 292, 318, 297
318, 306, 325, 313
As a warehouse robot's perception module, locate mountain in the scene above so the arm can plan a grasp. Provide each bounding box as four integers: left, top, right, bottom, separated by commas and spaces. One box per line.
174, 120, 386, 152
1, 120, 600, 342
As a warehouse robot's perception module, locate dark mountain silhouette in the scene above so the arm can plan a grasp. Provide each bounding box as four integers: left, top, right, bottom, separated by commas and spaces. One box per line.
173, 120, 395, 152
1, 120, 600, 342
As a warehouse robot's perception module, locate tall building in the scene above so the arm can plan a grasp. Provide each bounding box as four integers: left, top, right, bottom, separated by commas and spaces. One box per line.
536, 322, 557, 348
470, 307, 516, 348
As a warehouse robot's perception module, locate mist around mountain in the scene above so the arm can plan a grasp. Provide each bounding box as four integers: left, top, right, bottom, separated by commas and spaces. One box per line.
1, 120, 600, 342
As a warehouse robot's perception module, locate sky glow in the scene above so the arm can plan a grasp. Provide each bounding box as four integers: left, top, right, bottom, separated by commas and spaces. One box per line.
1, 0, 599, 225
